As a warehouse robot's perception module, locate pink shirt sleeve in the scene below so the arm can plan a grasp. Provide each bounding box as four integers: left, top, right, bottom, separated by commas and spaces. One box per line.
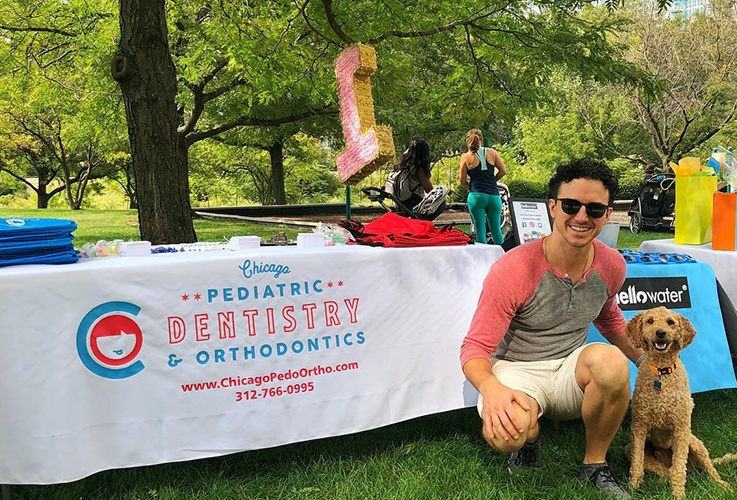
460, 244, 545, 368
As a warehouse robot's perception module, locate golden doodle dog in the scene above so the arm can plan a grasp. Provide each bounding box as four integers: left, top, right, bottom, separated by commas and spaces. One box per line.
625, 306, 735, 499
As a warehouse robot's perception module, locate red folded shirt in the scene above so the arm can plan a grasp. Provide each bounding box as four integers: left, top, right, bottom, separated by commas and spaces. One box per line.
340, 213, 470, 247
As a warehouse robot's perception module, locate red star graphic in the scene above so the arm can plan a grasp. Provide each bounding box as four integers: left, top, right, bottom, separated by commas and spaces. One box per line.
337, 280, 344, 287
327, 281, 334, 288
181, 294, 189, 301
194, 293, 202, 301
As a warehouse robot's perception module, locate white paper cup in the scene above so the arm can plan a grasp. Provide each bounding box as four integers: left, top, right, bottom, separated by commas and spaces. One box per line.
297, 233, 325, 248
228, 236, 261, 250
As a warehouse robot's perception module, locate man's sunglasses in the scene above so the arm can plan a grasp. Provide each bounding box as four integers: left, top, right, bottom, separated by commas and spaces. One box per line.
556, 198, 609, 219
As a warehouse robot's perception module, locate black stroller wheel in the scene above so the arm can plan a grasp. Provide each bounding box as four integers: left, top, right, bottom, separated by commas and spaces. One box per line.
630, 212, 642, 234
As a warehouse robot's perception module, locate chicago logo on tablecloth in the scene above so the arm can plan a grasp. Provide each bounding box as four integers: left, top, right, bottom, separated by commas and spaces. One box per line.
76, 301, 145, 379
616, 277, 691, 310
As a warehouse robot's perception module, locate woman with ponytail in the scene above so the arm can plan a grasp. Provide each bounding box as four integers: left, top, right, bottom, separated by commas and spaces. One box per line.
388, 136, 434, 210
459, 129, 507, 244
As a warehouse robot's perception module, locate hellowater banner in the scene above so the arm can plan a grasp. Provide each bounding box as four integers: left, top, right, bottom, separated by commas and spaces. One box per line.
588, 262, 737, 393
0, 244, 503, 484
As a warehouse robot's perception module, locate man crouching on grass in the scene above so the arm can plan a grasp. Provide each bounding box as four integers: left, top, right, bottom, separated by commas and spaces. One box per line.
460, 159, 643, 499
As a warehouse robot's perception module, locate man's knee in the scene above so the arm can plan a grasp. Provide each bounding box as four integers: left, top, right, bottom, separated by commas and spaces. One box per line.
485, 428, 532, 454
581, 345, 630, 392
481, 401, 537, 453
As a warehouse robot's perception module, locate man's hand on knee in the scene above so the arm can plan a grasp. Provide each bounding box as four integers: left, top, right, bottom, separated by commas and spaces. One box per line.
480, 385, 535, 447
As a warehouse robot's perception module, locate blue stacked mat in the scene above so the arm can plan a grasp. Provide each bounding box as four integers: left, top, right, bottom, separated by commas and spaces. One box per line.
0, 217, 79, 267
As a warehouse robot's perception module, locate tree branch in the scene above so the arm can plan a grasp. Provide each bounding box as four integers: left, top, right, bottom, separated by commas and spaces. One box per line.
0, 167, 39, 190
186, 105, 338, 145
367, 9, 502, 45
0, 24, 76, 37
294, 0, 342, 47
178, 59, 232, 136
322, 0, 354, 45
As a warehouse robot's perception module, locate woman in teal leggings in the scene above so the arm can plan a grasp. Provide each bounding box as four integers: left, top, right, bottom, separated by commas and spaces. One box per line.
459, 129, 508, 244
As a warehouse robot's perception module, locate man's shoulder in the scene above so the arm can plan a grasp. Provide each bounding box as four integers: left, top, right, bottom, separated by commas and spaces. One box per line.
592, 239, 626, 278
494, 240, 544, 274
593, 239, 625, 263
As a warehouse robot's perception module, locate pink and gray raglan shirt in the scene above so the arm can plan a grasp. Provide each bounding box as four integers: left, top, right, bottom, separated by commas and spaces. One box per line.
460, 238, 628, 367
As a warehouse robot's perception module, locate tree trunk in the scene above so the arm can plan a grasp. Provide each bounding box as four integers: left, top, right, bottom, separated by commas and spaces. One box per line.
114, 0, 196, 244
37, 193, 50, 209
36, 182, 50, 209
268, 140, 286, 205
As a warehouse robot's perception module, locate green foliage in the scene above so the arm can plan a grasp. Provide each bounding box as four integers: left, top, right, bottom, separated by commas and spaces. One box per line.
286, 162, 341, 204
284, 135, 341, 204
0, 0, 128, 209
608, 157, 642, 200
504, 178, 550, 199
517, 112, 598, 174
187, 133, 341, 207
0, 174, 26, 198
0, 0, 732, 236
573, 5, 737, 168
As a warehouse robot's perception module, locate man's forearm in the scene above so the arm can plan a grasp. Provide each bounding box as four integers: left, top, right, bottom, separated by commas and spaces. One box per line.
463, 357, 500, 393
607, 333, 644, 364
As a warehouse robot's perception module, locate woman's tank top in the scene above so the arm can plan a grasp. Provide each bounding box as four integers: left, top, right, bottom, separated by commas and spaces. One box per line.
468, 147, 499, 196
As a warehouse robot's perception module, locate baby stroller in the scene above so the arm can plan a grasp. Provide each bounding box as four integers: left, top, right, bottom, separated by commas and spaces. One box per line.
362, 185, 449, 221
628, 173, 676, 234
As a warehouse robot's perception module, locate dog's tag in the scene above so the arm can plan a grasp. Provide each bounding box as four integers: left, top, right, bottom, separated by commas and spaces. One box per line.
653, 380, 662, 391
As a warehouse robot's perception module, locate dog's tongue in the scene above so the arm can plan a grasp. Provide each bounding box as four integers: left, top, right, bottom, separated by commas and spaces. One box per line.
655, 341, 668, 350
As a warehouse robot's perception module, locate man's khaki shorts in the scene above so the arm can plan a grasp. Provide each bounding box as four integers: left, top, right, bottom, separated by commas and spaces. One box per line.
478, 343, 602, 421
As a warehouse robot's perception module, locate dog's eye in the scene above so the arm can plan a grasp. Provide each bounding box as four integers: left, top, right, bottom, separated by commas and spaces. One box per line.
646, 318, 654, 324
667, 319, 675, 326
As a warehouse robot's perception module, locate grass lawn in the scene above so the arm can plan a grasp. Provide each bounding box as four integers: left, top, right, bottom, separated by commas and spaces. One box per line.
0, 208, 304, 246
9, 394, 737, 500
2, 209, 735, 499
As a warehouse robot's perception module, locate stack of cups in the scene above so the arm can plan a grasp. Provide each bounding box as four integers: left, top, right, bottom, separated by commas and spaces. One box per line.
228, 236, 261, 250
297, 233, 325, 248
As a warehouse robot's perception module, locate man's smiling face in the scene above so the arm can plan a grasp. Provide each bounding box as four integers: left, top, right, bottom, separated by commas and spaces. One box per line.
548, 178, 612, 248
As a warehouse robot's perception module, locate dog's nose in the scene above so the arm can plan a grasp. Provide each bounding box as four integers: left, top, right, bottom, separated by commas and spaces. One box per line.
656, 330, 666, 339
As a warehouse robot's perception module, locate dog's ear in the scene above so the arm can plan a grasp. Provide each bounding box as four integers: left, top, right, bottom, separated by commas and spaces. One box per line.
625, 311, 644, 349
677, 313, 696, 348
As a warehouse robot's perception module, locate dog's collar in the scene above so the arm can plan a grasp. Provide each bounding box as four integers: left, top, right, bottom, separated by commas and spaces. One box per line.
647, 362, 676, 376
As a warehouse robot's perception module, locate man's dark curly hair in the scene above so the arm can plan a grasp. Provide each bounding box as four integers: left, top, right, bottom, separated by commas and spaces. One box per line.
547, 158, 619, 206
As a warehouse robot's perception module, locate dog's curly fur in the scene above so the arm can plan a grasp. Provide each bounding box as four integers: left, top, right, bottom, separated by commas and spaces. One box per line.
625, 306, 731, 499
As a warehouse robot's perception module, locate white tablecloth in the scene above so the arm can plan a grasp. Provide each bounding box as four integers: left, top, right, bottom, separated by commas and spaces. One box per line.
0, 243, 503, 484
639, 239, 737, 306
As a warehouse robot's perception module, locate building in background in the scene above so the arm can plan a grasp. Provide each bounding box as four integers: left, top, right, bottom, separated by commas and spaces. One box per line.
667, 0, 707, 17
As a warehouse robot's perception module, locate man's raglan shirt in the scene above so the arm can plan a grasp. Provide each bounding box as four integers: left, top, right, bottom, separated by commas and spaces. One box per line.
460, 238, 627, 367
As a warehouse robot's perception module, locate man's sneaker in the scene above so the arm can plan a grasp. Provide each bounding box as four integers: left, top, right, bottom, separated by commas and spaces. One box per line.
578, 463, 631, 499
507, 435, 541, 473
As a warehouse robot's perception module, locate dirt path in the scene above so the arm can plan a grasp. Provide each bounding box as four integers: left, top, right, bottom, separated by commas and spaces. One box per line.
276, 206, 631, 227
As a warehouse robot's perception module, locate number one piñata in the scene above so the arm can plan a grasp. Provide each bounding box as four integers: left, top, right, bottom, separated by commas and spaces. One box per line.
334, 44, 394, 184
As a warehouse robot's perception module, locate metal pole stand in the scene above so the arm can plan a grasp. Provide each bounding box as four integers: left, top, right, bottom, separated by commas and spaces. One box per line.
345, 185, 352, 220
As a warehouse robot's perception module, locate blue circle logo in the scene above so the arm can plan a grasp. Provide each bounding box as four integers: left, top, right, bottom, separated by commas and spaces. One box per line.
77, 302, 145, 379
